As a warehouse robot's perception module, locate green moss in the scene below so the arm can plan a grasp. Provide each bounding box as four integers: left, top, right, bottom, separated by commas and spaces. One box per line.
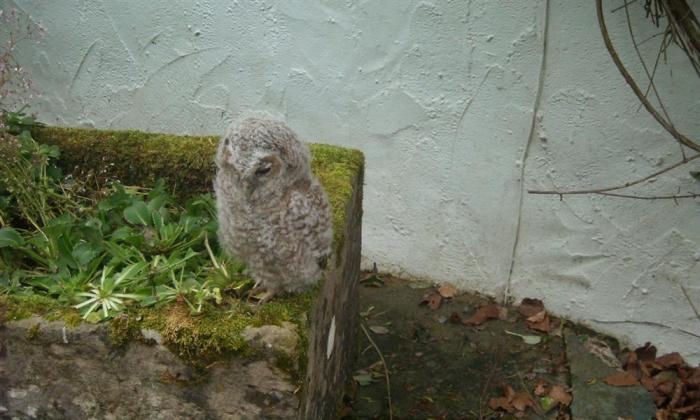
308, 143, 364, 255
102, 290, 315, 376
25, 322, 40, 340
109, 313, 140, 347
0, 294, 80, 327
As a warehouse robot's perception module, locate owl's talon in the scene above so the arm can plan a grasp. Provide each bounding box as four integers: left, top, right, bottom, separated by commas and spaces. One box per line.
247, 286, 276, 305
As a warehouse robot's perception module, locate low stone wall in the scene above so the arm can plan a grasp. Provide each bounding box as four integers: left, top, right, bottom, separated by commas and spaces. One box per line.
1, 317, 299, 418
0, 126, 364, 419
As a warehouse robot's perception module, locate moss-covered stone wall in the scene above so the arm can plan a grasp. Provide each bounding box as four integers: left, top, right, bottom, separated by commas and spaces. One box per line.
6, 126, 364, 419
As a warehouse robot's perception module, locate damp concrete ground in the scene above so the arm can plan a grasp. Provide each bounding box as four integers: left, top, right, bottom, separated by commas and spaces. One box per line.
343, 274, 656, 419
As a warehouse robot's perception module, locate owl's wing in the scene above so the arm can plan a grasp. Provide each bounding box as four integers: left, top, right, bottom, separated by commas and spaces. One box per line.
287, 185, 333, 261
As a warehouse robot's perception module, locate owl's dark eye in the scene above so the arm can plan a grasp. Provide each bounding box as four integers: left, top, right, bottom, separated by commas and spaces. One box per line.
224, 138, 230, 146
255, 166, 272, 176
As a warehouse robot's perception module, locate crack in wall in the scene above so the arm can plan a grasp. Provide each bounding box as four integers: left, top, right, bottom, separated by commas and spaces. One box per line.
503, 0, 550, 303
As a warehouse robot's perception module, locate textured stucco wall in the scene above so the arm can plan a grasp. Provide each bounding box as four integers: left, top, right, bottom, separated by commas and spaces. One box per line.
4, 0, 700, 362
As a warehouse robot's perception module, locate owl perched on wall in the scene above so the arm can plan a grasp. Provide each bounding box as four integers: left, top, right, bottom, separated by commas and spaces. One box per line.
214, 117, 333, 303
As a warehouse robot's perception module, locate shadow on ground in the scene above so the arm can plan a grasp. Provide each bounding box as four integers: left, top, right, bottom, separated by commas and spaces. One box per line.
343, 274, 657, 419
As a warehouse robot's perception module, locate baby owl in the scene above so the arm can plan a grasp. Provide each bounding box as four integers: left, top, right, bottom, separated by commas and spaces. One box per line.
214, 117, 333, 302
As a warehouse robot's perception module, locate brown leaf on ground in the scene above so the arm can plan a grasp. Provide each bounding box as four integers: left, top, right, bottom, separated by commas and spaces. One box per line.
438, 283, 457, 298
641, 376, 656, 392
489, 385, 517, 413
526, 310, 551, 332
656, 352, 685, 369
668, 380, 684, 409
503, 384, 516, 400
673, 402, 700, 414
420, 291, 442, 310
518, 298, 545, 317
488, 397, 514, 413
603, 371, 640, 387
621, 350, 637, 369
653, 370, 678, 387
685, 367, 700, 387
635, 342, 657, 365
533, 379, 549, 397
549, 385, 572, 406
656, 381, 675, 398
463, 304, 500, 326
511, 392, 535, 411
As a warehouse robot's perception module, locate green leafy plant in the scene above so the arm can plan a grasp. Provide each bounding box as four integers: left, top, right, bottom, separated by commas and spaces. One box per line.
0, 165, 249, 321
74, 263, 147, 321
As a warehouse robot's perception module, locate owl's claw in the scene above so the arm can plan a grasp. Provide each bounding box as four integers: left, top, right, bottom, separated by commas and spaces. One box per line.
247, 286, 276, 305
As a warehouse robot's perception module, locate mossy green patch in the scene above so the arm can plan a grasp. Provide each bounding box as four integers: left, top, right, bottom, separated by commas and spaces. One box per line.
25, 322, 40, 341
308, 143, 364, 255
109, 313, 141, 347
101, 290, 315, 378
0, 294, 82, 327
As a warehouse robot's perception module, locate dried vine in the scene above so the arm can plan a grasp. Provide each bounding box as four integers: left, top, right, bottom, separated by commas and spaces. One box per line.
529, 0, 700, 200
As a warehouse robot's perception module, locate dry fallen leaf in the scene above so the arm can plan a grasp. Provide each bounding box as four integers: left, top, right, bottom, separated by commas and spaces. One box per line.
672, 403, 700, 414
518, 298, 545, 317
488, 397, 513, 413
511, 392, 535, 411
438, 282, 457, 298
489, 384, 517, 413
533, 379, 549, 397
603, 371, 640, 387
685, 367, 700, 387
656, 352, 685, 369
635, 342, 657, 365
548, 385, 572, 406
526, 310, 551, 333
463, 304, 500, 326
420, 291, 442, 310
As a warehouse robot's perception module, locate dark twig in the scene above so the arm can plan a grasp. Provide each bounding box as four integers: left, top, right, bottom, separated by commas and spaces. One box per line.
596, 0, 700, 152
612, 0, 641, 13
595, 191, 700, 199
360, 322, 392, 420
528, 153, 700, 197
623, 1, 675, 126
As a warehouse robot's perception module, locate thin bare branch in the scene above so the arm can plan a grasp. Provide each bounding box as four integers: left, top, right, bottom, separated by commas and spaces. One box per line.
612, 0, 641, 14
528, 153, 700, 197
623, 0, 675, 126
596, 0, 700, 152
360, 322, 393, 420
595, 191, 700, 199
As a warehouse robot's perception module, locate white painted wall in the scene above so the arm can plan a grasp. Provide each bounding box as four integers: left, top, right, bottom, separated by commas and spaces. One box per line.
5, 0, 700, 362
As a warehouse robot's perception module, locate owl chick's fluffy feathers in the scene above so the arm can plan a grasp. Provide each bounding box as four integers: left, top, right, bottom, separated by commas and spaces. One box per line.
214, 118, 332, 301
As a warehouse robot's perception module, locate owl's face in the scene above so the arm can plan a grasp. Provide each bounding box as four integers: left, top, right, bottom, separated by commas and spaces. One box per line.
216, 118, 310, 201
